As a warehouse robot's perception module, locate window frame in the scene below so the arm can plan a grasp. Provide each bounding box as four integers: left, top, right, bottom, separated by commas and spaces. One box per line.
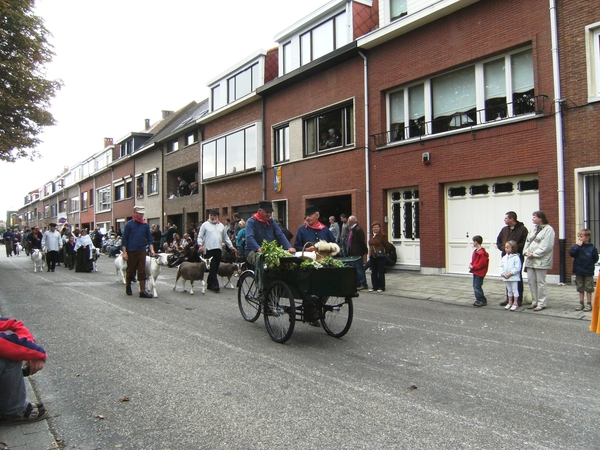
148, 171, 159, 195
303, 103, 354, 157
586, 23, 600, 101
274, 125, 290, 164
299, 11, 348, 66
97, 186, 111, 212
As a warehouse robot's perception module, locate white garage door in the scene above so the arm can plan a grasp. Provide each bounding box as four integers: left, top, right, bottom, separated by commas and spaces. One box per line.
446, 176, 539, 275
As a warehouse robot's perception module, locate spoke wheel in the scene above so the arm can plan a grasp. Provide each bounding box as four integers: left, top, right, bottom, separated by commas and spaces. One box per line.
321, 296, 353, 338
238, 271, 261, 322
263, 281, 295, 343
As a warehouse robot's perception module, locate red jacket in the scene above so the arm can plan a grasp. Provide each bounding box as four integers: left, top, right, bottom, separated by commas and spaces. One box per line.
470, 248, 489, 277
0, 318, 46, 362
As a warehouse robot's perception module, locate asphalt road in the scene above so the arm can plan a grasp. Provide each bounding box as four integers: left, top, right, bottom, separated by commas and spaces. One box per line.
1, 254, 599, 449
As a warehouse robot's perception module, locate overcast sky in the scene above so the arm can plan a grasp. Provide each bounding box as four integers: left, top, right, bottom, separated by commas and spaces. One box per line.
0, 0, 329, 221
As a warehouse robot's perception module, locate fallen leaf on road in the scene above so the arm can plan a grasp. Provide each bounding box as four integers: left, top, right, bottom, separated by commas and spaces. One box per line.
95, 414, 104, 419
119, 396, 130, 402
409, 385, 418, 390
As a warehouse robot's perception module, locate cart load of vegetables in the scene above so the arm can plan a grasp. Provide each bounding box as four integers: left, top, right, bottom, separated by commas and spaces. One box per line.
260, 240, 347, 270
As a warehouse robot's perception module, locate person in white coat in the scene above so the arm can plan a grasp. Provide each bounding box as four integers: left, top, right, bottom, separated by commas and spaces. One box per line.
500, 240, 522, 311
523, 211, 555, 311
197, 209, 236, 292
41, 223, 62, 272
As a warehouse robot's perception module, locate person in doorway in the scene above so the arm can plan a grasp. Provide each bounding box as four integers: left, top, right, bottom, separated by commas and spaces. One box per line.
496, 211, 528, 306
197, 209, 236, 293
0, 318, 48, 425
347, 215, 369, 291
523, 210, 555, 311
339, 213, 350, 256
42, 223, 62, 272
329, 216, 340, 243
122, 205, 156, 298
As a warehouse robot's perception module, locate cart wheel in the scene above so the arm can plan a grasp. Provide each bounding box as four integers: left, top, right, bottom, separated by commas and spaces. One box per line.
263, 281, 295, 343
321, 296, 353, 338
238, 271, 261, 322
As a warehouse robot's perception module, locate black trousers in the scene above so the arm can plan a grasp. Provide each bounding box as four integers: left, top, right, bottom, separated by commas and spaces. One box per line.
46, 250, 59, 271
205, 248, 221, 289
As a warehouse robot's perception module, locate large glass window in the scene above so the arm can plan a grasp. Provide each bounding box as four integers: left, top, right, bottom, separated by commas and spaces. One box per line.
227, 63, 259, 103
390, 0, 408, 20
97, 187, 111, 211
386, 48, 535, 141
69, 197, 79, 213
300, 12, 348, 66
148, 171, 158, 195
304, 104, 354, 156
114, 184, 124, 202
202, 124, 258, 180
211, 85, 224, 111
81, 191, 88, 210
275, 126, 290, 163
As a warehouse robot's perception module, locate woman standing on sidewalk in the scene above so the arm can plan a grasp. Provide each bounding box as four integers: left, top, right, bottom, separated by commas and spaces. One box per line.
368, 221, 391, 293
523, 211, 555, 311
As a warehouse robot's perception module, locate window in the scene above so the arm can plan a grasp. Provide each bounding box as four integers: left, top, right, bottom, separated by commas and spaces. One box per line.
304, 104, 354, 156
586, 23, 600, 100
89, 189, 94, 207
126, 180, 133, 199
120, 141, 133, 157
386, 48, 535, 141
390, 189, 419, 240
136, 176, 144, 198
211, 85, 225, 111
299, 12, 349, 66
168, 140, 179, 153
114, 184, 124, 202
44, 205, 50, 218
50, 204, 57, 217
202, 124, 258, 180
69, 197, 79, 213
283, 42, 294, 74
186, 132, 197, 146
274, 126, 290, 163
59, 200, 67, 213
227, 64, 260, 103
148, 171, 158, 195
97, 187, 111, 211
81, 191, 88, 210
390, 0, 407, 20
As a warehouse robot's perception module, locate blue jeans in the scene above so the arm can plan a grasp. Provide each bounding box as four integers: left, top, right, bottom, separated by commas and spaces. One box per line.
0, 357, 27, 417
351, 257, 367, 288
472, 275, 487, 304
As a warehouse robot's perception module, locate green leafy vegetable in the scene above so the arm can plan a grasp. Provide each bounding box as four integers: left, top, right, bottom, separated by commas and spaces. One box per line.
261, 239, 293, 269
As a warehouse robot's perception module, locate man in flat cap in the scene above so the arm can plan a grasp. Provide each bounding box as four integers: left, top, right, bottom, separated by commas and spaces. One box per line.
122, 205, 155, 298
293, 205, 336, 252
42, 223, 62, 272
197, 208, 236, 293
245, 201, 295, 265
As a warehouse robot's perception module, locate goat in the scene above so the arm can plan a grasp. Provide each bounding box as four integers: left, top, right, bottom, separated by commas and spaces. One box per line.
90, 247, 101, 272
31, 249, 45, 273
173, 256, 212, 295
114, 253, 169, 298
218, 262, 244, 289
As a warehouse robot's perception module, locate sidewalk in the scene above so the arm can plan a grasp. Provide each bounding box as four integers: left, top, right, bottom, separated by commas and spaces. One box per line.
382, 270, 592, 321
0, 378, 57, 450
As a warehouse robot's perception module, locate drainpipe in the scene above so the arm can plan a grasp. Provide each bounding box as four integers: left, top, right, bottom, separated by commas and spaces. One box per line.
358, 50, 371, 229
261, 97, 267, 201
549, 0, 566, 284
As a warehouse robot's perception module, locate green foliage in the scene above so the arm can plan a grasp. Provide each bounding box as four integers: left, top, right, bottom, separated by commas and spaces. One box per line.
0, 0, 62, 162
261, 239, 293, 269
300, 257, 346, 270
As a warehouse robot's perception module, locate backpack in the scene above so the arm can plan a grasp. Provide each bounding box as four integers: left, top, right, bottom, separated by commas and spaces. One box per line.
385, 245, 397, 267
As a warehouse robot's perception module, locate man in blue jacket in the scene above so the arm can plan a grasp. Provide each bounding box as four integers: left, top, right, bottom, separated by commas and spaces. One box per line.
122, 205, 155, 298
245, 201, 295, 265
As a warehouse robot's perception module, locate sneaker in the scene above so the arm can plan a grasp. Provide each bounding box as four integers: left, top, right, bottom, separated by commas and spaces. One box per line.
505, 303, 512, 310
473, 301, 485, 307
510, 304, 518, 311
575, 303, 584, 311
368, 289, 374, 292
139, 291, 153, 298
376, 289, 383, 293
585, 304, 592, 312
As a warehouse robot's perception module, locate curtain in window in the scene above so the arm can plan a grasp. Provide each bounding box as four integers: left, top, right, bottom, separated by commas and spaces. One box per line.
484, 58, 506, 100
432, 66, 475, 119
391, 0, 407, 19
409, 84, 424, 120
511, 50, 534, 93
390, 90, 404, 123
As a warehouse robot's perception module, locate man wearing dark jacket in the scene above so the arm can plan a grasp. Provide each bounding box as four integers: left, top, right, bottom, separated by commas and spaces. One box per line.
347, 215, 369, 291
496, 211, 528, 306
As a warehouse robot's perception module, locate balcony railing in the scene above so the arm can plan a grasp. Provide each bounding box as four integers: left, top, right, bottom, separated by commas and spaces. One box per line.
372, 94, 548, 148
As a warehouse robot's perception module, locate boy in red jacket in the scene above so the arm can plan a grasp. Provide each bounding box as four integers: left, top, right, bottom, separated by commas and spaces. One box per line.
0, 318, 48, 424
469, 235, 489, 307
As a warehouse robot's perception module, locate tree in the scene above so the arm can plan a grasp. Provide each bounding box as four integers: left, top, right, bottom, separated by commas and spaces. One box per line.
0, 0, 62, 162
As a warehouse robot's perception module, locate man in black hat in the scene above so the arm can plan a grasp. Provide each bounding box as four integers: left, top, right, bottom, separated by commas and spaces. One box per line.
122, 205, 155, 298
42, 223, 62, 272
197, 209, 236, 292
245, 201, 295, 264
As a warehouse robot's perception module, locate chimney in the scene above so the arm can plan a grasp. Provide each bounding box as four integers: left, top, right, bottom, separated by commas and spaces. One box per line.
162, 110, 173, 119
104, 137, 113, 148
144, 119, 151, 130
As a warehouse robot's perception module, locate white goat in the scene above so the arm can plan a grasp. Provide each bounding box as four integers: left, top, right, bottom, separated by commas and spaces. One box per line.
218, 262, 244, 289
114, 253, 169, 298
173, 257, 212, 295
31, 249, 45, 273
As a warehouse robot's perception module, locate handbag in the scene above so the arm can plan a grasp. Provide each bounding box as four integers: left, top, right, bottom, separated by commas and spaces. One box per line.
375, 249, 386, 258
